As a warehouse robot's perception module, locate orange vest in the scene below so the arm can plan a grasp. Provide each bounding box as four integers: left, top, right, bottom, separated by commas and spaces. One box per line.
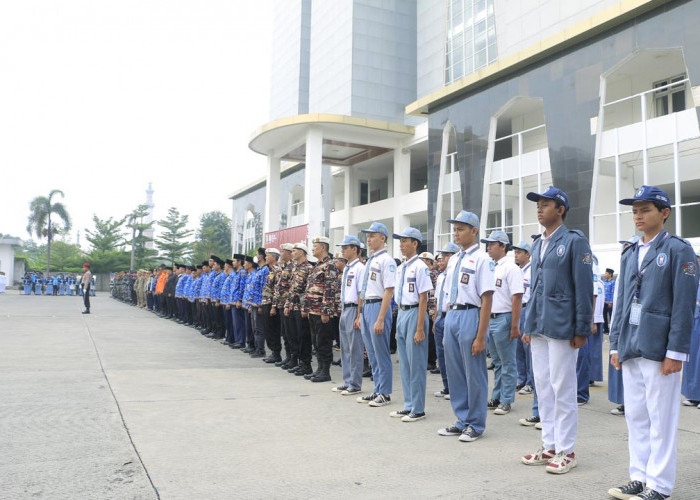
155, 272, 168, 294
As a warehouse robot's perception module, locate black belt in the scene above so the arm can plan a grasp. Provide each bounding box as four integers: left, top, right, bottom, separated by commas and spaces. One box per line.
449, 303, 479, 311
438, 312, 446, 319
490, 312, 510, 319
344, 303, 358, 308
522, 303, 527, 307
399, 304, 418, 311
364, 298, 382, 304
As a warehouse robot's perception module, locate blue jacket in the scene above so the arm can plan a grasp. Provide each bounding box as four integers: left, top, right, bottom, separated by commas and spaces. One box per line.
610, 231, 698, 362
220, 272, 233, 304
524, 225, 594, 339
231, 269, 248, 303
193, 275, 204, 300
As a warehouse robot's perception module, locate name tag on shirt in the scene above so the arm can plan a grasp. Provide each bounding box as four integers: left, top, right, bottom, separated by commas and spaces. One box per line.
496, 278, 502, 287
408, 283, 415, 293
370, 272, 377, 281
346, 277, 353, 287
460, 273, 470, 285
629, 302, 642, 326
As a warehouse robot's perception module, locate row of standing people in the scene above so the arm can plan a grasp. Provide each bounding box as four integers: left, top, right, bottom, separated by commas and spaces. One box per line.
22, 272, 92, 296
109, 184, 699, 500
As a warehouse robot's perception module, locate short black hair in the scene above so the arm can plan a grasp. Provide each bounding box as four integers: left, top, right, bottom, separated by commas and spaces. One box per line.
651, 201, 671, 223
554, 200, 568, 221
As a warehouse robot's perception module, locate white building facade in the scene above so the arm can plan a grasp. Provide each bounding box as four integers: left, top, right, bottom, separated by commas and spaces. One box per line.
233, 0, 700, 266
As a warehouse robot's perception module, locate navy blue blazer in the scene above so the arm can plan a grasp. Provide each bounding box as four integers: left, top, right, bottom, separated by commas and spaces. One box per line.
524, 225, 594, 340
610, 230, 698, 363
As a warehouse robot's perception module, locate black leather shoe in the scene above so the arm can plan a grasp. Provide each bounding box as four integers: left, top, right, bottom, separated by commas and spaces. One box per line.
430, 367, 441, 374
250, 351, 265, 358
81, 310, 90, 314
295, 364, 313, 376
331, 359, 341, 366
276, 357, 290, 367
311, 373, 331, 383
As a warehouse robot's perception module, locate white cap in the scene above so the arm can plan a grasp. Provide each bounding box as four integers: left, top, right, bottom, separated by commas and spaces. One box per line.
293, 242, 309, 254
419, 252, 435, 262
311, 236, 330, 245
266, 248, 280, 256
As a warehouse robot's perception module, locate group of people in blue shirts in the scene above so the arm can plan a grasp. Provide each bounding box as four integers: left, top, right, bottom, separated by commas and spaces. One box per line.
22, 272, 91, 296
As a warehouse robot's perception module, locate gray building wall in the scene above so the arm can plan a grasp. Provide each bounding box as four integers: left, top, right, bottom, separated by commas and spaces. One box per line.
426, 0, 700, 249
417, 0, 445, 99
269, 0, 311, 120
308, 0, 417, 124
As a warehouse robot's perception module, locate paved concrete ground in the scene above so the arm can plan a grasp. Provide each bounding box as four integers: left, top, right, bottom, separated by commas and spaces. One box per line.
1, 291, 698, 499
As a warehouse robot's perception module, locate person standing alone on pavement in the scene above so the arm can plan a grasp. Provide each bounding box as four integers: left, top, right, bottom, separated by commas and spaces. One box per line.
81, 263, 92, 314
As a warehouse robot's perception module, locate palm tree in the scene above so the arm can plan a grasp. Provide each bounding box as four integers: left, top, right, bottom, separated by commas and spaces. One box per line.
26, 189, 72, 274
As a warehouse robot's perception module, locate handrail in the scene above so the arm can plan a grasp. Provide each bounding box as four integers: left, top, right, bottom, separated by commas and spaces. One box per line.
603, 78, 689, 108
494, 124, 546, 143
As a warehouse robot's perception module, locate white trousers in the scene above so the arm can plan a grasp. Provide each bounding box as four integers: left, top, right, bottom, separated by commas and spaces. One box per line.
530, 334, 579, 454
622, 357, 680, 496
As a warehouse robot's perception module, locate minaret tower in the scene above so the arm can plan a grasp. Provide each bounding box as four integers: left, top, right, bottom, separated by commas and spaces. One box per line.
144, 182, 155, 248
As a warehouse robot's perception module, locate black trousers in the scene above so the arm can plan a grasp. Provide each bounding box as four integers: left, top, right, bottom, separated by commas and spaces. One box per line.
428, 317, 437, 366
245, 310, 254, 347
83, 285, 91, 311
262, 304, 281, 353
603, 302, 612, 332
309, 314, 333, 364
293, 311, 312, 364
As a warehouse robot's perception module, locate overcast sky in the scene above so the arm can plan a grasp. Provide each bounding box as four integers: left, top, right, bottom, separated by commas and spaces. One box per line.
0, 1, 271, 246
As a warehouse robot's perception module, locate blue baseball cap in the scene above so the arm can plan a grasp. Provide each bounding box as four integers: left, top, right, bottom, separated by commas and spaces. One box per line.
439, 242, 461, 254
480, 230, 510, 245
619, 235, 640, 246
512, 241, 532, 253
447, 210, 480, 228
361, 222, 389, 238
337, 235, 362, 247
393, 226, 423, 243
526, 186, 569, 210
619, 185, 671, 208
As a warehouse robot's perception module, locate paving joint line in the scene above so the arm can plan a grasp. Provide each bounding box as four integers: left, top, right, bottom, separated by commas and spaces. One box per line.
82, 318, 161, 499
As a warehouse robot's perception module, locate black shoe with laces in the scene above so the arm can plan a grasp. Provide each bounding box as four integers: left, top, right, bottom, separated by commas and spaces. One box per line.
631, 487, 669, 500
608, 480, 645, 499
487, 398, 500, 409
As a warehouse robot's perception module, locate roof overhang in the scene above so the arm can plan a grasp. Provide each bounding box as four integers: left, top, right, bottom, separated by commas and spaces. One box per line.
405, 0, 673, 117
248, 113, 415, 166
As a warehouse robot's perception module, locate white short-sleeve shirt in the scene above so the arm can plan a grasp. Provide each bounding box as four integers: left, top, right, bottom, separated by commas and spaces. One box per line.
363, 249, 396, 299
443, 244, 496, 307
435, 272, 448, 313
593, 262, 604, 323
491, 257, 524, 313
521, 262, 532, 304
342, 258, 365, 304
395, 255, 433, 306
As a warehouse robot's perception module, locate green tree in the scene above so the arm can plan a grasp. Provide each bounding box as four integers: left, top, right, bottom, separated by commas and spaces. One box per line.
47, 240, 83, 271
193, 211, 232, 263
127, 204, 157, 270
16, 239, 43, 271
85, 215, 127, 252
156, 207, 194, 265
25, 189, 72, 274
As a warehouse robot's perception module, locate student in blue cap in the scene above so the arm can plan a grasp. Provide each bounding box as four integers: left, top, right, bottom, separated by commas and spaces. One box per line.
520, 186, 593, 475
481, 230, 523, 416
681, 250, 700, 409
389, 227, 433, 422
356, 222, 396, 407
436, 210, 495, 442
608, 186, 697, 500
332, 235, 366, 395
432, 242, 460, 400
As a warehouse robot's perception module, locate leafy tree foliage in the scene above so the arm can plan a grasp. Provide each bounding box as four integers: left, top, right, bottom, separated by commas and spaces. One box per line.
127, 204, 157, 270
85, 215, 127, 252
193, 211, 232, 263
25, 189, 72, 274
156, 207, 194, 265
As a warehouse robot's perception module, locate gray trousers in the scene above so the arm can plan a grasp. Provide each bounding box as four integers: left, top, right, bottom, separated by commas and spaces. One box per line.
340, 305, 363, 390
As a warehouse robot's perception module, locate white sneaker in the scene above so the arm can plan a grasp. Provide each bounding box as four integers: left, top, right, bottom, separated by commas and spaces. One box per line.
341, 387, 361, 396
434, 390, 448, 397
444, 394, 451, 400
390, 409, 410, 418
521, 446, 556, 465
610, 405, 625, 416
368, 394, 391, 407
357, 393, 376, 404
401, 412, 426, 422
535, 422, 543, 430
518, 385, 533, 395
332, 385, 348, 392
494, 403, 511, 415
545, 452, 577, 474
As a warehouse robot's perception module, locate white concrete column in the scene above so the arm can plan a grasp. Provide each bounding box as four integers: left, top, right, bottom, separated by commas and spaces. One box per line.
264, 155, 281, 235
305, 128, 324, 241
392, 146, 411, 255
343, 167, 353, 236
